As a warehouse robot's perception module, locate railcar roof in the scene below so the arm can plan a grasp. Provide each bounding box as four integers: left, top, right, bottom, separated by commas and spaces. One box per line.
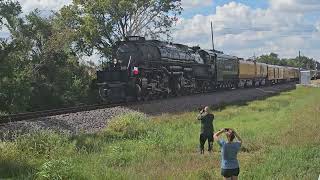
201, 49, 238, 59
216, 53, 238, 60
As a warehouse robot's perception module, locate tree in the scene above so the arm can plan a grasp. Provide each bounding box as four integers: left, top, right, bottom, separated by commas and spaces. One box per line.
257, 52, 316, 70
256, 53, 281, 65
17, 11, 96, 110
0, 0, 31, 113
0, 0, 21, 29
285, 56, 316, 70
0, 2, 96, 113
59, 0, 182, 58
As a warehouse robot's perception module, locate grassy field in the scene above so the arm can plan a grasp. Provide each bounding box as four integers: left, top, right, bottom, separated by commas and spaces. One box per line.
1, 86, 320, 179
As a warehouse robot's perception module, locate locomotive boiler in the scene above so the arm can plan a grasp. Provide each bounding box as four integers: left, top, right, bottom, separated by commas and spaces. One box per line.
96, 36, 238, 102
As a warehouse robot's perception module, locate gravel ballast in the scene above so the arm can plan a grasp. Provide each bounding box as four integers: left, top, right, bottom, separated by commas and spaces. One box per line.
0, 83, 296, 138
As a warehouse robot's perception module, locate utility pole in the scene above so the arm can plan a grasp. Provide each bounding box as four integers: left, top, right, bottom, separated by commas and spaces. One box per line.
299, 50, 301, 70
211, 22, 214, 51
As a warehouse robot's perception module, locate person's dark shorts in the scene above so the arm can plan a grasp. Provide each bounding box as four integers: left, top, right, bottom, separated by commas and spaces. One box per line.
221, 168, 240, 178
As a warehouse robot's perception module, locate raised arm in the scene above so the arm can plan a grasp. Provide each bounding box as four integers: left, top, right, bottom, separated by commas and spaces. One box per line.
197, 110, 206, 120
213, 129, 225, 141
232, 129, 242, 145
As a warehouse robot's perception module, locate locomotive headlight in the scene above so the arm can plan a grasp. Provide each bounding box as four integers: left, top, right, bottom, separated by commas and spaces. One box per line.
113, 59, 117, 64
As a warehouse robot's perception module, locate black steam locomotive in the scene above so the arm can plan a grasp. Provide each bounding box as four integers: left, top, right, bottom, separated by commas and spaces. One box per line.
96, 36, 240, 102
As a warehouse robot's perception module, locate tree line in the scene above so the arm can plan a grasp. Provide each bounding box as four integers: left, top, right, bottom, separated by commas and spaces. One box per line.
0, 0, 317, 114
0, 0, 181, 114
256, 52, 318, 70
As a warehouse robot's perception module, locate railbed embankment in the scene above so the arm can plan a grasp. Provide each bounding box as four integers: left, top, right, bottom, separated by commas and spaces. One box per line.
0, 83, 296, 138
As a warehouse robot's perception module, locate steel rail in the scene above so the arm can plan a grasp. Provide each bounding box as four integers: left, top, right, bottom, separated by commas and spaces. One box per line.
0, 102, 128, 124
0, 82, 297, 124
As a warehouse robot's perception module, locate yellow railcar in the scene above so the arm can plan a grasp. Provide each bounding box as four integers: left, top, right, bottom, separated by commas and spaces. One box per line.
239, 60, 256, 79
268, 65, 276, 80
293, 68, 300, 79
274, 66, 280, 80
278, 66, 284, 80
256, 63, 268, 79
290, 68, 296, 79
283, 67, 291, 80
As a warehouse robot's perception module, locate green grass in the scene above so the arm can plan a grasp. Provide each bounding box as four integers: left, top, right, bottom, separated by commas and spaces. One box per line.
1, 86, 320, 179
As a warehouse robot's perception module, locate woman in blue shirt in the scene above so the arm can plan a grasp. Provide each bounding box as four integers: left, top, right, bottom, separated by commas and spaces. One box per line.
214, 128, 242, 180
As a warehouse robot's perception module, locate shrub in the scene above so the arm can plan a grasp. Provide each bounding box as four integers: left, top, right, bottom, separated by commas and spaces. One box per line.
15, 131, 75, 159
36, 159, 74, 180
0, 141, 35, 179
105, 145, 135, 167
105, 112, 150, 139
72, 134, 104, 153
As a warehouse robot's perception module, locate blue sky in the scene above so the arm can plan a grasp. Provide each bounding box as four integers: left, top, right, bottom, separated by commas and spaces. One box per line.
1, 0, 320, 61
182, 0, 269, 18
176, 0, 320, 61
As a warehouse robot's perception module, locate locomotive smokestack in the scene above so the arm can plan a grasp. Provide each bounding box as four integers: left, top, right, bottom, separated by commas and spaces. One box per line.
211, 21, 215, 51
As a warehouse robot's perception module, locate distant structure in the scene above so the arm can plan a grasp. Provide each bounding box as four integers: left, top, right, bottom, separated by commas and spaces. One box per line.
300, 71, 311, 85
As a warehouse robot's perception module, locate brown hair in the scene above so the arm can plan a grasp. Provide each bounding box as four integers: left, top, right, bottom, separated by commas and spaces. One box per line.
227, 131, 235, 142
229, 131, 235, 141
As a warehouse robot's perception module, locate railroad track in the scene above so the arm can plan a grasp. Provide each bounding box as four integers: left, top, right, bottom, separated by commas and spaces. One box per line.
0, 83, 297, 125
0, 88, 223, 124
0, 102, 128, 124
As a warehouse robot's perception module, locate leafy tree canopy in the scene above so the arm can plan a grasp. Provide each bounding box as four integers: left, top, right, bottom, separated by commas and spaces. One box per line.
256, 53, 317, 70
0, 1, 96, 113
59, 0, 182, 58
0, 0, 21, 29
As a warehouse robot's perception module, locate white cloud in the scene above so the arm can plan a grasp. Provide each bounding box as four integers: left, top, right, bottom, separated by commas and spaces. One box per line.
3, 0, 319, 61
172, 2, 320, 60
18, 0, 71, 13
182, 0, 213, 9
316, 21, 320, 32
0, 1, 71, 37
270, 0, 320, 12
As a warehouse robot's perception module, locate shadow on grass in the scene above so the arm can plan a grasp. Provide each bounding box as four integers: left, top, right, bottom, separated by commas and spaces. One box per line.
70, 133, 107, 153
211, 101, 249, 111
127, 83, 297, 116
209, 83, 296, 112
0, 159, 34, 179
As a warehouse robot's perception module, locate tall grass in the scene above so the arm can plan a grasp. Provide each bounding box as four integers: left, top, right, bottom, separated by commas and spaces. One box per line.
0, 87, 319, 179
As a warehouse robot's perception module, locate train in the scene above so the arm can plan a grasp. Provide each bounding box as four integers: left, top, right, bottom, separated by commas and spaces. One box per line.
96, 36, 299, 102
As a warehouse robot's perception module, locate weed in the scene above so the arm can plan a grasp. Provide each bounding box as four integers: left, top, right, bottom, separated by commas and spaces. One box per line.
15, 131, 75, 159
104, 112, 150, 139
36, 159, 74, 180
1, 87, 319, 179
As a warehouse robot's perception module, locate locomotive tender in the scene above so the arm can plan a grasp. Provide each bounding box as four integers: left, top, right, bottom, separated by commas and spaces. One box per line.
96, 36, 299, 102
